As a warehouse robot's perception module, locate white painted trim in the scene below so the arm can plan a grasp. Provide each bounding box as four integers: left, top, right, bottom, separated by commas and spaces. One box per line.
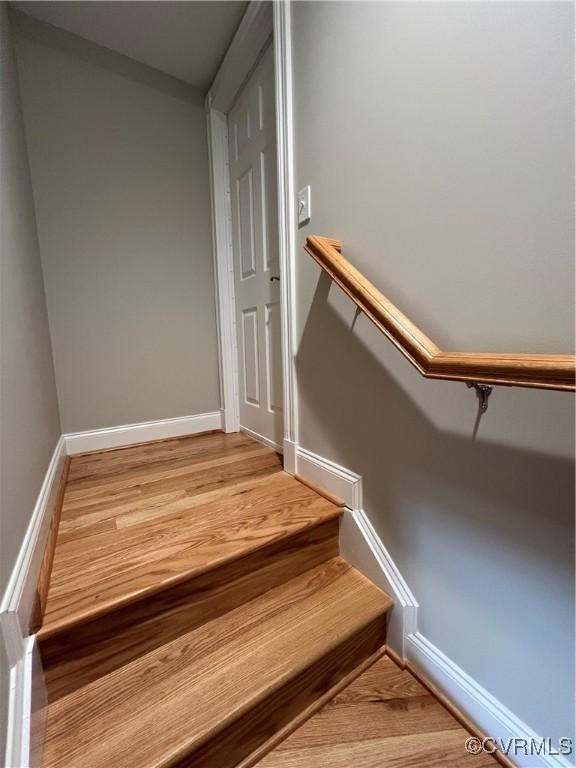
240, 425, 283, 454
0, 435, 65, 768
295, 446, 361, 510
3, 631, 45, 768
206, 106, 240, 433
64, 411, 223, 455
28, 638, 46, 768
209, 1, 273, 114
5, 632, 30, 768
406, 633, 574, 768
340, 509, 418, 658
0, 436, 66, 628
294, 445, 419, 658
4, 634, 44, 768
273, 0, 299, 460
293, 444, 419, 658
282, 438, 297, 475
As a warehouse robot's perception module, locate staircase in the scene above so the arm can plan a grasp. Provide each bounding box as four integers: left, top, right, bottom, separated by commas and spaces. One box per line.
38, 431, 393, 768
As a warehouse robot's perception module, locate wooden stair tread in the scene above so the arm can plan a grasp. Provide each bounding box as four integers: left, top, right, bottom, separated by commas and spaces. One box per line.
40, 433, 342, 639
43, 558, 393, 768
251, 655, 499, 768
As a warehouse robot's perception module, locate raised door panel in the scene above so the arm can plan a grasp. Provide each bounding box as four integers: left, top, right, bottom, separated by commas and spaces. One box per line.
241, 308, 260, 406
236, 169, 256, 280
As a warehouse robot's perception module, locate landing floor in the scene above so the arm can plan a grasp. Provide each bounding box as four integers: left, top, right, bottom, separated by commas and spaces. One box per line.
255, 653, 500, 767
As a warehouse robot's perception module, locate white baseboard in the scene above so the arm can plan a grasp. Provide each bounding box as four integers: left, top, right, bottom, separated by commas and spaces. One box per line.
28, 638, 46, 768
293, 445, 417, 656
406, 633, 574, 768
1, 435, 65, 768
64, 411, 224, 454
4, 631, 31, 768
295, 446, 361, 509
4, 634, 45, 768
239, 425, 283, 454
340, 509, 418, 658
0, 437, 66, 631
282, 438, 297, 475
293, 446, 418, 658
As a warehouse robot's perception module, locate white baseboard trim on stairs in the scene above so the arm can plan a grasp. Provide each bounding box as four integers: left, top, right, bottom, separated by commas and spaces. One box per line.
4, 629, 31, 768
0, 436, 66, 632
406, 632, 574, 768
1, 435, 66, 768
282, 438, 297, 475
293, 445, 418, 659
3, 633, 45, 768
295, 446, 361, 510
340, 509, 418, 659
64, 411, 224, 454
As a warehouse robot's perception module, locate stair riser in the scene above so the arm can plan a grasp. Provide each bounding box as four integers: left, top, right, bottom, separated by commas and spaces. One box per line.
41, 517, 341, 701
174, 613, 388, 768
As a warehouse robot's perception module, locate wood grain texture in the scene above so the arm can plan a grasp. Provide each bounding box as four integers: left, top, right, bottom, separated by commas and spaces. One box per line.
294, 474, 345, 507
382, 649, 516, 768
42, 558, 392, 768
42, 517, 340, 701
31, 456, 71, 631
253, 655, 498, 768
237, 649, 389, 768
39, 432, 342, 645
404, 659, 518, 768
305, 235, 576, 391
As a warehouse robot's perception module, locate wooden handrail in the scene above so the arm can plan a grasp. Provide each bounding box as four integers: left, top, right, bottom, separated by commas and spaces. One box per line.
305, 236, 576, 392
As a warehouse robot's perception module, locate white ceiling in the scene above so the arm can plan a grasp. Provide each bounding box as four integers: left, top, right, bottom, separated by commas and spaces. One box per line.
11, 1, 248, 91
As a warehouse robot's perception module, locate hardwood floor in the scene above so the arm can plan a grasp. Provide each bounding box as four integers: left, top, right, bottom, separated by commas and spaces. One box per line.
40, 431, 394, 768
39, 432, 341, 644
42, 558, 391, 768
253, 654, 499, 767
37, 430, 498, 768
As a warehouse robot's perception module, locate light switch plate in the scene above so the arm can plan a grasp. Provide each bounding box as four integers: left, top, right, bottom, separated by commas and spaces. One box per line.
298, 186, 311, 225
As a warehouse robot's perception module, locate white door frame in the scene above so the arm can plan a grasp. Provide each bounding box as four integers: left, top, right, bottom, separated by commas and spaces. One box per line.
206, 0, 298, 472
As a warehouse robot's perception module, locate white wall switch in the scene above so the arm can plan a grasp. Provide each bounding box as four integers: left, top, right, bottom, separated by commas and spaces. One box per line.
298, 185, 311, 225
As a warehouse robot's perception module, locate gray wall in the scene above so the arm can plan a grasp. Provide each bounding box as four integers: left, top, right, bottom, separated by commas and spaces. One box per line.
292, 0, 574, 748
0, 4, 60, 597
0, 5, 60, 757
13, 12, 220, 433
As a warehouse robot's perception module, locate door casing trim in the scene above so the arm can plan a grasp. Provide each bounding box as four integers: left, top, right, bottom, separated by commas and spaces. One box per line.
206, 0, 297, 470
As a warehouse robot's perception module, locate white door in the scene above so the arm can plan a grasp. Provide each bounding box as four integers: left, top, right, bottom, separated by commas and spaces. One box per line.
228, 45, 283, 450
